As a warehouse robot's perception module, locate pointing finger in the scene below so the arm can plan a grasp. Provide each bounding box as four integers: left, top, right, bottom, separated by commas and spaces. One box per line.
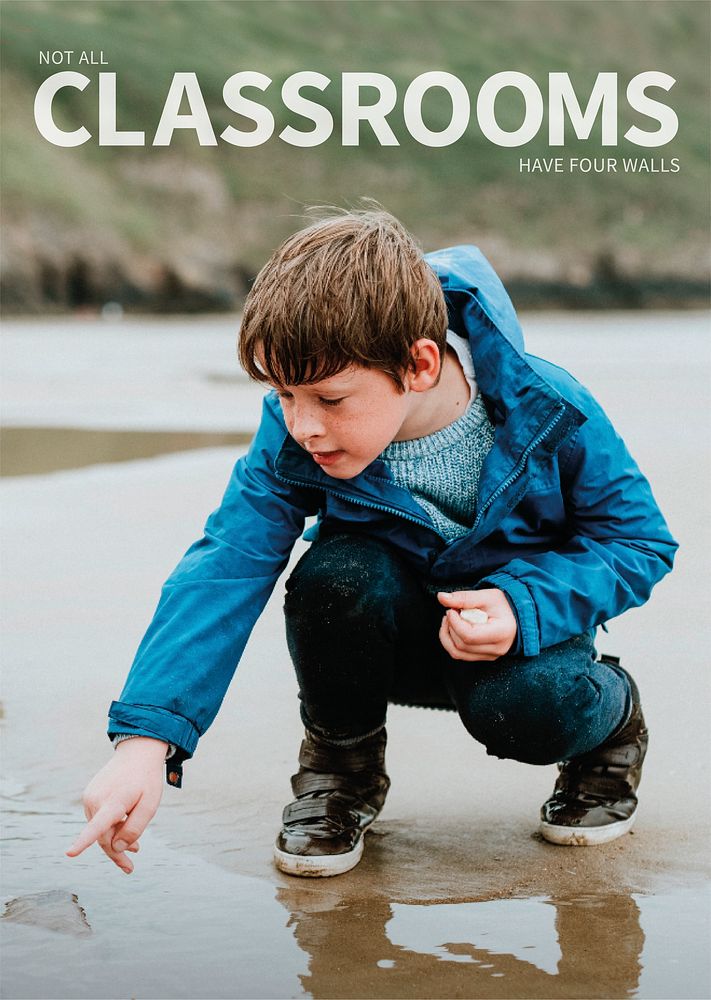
66, 802, 127, 858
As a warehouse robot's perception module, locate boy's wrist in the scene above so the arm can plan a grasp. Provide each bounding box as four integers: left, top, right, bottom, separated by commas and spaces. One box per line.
113, 734, 175, 760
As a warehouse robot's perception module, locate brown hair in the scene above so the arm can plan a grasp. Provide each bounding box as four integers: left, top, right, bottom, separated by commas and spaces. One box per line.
238, 208, 447, 392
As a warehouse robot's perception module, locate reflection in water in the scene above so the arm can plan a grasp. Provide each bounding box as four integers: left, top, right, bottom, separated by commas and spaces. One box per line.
387, 897, 561, 974
0, 427, 251, 477
277, 887, 645, 999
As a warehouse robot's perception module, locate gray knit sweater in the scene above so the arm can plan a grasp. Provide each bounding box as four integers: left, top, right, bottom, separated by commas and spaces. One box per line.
380, 390, 495, 541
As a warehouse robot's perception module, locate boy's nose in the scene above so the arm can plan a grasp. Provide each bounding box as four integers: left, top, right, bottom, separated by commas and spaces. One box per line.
290, 405, 325, 444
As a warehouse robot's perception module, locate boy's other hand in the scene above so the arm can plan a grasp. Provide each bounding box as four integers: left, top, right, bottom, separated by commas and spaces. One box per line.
437, 589, 517, 661
65, 737, 167, 874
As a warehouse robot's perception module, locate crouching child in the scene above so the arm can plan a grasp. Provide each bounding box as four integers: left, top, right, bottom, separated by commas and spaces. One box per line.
67, 210, 677, 877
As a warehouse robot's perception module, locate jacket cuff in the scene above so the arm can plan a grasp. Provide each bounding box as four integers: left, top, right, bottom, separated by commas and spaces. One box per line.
477, 571, 541, 657
108, 700, 200, 757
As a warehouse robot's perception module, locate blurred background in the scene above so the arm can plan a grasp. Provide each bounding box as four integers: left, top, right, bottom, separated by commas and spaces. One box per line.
1, 0, 709, 315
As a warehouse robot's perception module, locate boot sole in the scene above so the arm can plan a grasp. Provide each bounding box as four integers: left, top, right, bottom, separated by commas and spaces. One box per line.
273, 827, 370, 878
540, 812, 637, 846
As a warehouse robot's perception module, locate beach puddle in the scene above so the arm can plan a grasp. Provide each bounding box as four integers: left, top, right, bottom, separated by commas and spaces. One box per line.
0, 427, 251, 477
2, 799, 709, 999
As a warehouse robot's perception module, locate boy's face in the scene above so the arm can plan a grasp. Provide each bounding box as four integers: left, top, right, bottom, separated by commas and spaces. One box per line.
271, 364, 417, 480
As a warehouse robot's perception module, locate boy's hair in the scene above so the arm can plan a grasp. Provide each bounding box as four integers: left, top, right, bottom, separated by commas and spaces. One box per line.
238, 208, 447, 392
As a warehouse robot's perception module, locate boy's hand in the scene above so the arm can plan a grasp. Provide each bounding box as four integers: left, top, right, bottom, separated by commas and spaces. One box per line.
437, 589, 517, 662
65, 737, 167, 874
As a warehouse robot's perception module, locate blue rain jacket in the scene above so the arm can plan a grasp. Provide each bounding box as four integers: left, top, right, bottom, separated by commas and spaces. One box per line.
109, 246, 677, 761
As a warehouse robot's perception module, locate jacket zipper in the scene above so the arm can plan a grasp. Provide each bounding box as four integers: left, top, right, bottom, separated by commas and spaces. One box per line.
277, 472, 446, 538
471, 405, 566, 532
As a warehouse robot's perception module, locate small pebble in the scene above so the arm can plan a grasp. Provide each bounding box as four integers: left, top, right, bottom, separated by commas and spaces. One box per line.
460, 608, 488, 625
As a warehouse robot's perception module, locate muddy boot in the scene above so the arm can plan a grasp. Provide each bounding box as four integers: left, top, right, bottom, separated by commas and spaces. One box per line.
274, 728, 390, 877
540, 659, 648, 846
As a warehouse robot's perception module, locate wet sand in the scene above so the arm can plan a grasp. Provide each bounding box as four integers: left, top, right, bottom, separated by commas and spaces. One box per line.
2, 313, 710, 998
0, 427, 252, 477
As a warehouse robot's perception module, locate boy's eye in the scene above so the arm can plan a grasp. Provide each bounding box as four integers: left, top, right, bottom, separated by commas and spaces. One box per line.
275, 391, 344, 407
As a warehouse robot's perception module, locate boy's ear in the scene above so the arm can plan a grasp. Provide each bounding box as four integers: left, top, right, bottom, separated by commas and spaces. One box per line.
407, 339, 441, 391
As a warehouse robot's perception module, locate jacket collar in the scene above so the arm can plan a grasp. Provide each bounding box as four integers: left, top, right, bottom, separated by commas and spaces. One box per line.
428, 245, 586, 466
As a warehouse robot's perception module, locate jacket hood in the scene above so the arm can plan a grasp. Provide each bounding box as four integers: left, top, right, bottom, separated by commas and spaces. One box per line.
426, 245, 569, 426
426, 245, 525, 356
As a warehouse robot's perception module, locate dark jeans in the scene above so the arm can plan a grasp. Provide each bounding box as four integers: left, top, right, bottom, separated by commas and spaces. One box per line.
284, 533, 632, 766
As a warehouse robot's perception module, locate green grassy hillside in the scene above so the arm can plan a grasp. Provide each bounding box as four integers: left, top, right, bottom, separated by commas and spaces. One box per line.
1, 0, 708, 311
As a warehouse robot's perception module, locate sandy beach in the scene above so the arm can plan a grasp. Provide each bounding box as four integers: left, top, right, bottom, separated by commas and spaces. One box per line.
2, 312, 710, 999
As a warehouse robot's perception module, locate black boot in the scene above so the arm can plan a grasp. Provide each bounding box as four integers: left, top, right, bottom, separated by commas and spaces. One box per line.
540, 658, 648, 846
274, 728, 390, 877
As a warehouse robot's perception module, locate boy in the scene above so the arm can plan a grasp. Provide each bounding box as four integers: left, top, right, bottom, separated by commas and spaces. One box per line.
67, 211, 677, 878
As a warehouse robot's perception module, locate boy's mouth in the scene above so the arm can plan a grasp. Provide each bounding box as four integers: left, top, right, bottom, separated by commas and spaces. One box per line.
311, 450, 344, 466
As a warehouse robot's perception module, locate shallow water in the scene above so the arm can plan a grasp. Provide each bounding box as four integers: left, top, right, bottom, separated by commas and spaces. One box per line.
2, 795, 709, 999
1, 802, 306, 1000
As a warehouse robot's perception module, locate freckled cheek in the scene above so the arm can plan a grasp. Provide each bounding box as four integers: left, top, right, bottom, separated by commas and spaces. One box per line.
333, 418, 362, 451
327, 406, 403, 455
354, 415, 398, 453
